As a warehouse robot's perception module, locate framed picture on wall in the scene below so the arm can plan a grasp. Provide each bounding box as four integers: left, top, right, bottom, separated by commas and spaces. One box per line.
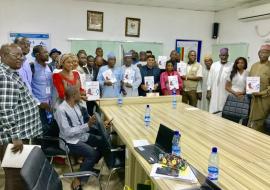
125, 17, 141, 37
87, 10, 103, 32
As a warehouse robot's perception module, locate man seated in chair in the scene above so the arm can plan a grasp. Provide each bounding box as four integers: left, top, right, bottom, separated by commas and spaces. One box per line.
55, 86, 109, 190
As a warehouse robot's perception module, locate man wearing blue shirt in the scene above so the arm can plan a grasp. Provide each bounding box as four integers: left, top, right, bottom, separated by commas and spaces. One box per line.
15, 37, 32, 92
31, 45, 53, 134
97, 52, 123, 98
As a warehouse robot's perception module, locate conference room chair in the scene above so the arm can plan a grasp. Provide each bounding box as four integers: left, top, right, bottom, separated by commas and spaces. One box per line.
214, 94, 251, 126
36, 121, 74, 172
264, 114, 270, 135
94, 111, 125, 190
21, 147, 101, 190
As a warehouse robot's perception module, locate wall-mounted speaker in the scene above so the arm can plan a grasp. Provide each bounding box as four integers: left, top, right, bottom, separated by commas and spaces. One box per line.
212, 23, 219, 39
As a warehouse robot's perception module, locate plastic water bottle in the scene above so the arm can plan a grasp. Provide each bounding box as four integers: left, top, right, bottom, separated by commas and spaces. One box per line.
144, 105, 151, 128
117, 93, 123, 107
46, 111, 53, 124
171, 131, 181, 156
208, 147, 219, 184
172, 89, 177, 109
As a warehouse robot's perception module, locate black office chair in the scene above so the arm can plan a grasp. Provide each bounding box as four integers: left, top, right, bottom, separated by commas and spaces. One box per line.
94, 111, 125, 190
20, 147, 100, 190
214, 94, 251, 126
36, 120, 74, 172
264, 114, 270, 135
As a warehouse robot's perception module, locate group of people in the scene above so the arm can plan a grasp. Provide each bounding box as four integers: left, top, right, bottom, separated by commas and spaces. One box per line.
0, 37, 270, 190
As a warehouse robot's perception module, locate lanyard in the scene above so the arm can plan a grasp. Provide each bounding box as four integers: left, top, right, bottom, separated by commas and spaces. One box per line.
73, 107, 82, 125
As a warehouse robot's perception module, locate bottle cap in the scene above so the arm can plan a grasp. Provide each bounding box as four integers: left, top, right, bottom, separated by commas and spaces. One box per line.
174, 131, 180, 136
146, 105, 150, 108
212, 147, 218, 153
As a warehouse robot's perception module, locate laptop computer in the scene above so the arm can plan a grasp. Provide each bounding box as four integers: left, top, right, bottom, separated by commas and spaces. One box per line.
188, 164, 222, 190
134, 124, 175, 164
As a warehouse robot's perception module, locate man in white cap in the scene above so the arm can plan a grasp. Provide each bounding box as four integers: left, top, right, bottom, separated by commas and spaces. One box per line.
207, 48, 233, 114
248, 44, 270, 132
122, 52, 142, 97
97, 52, 123, 98
197, 54, 213, 111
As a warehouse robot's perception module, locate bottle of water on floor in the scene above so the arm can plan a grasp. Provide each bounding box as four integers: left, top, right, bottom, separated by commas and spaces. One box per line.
208, 147, 219, 184
171, 131, 181, 156
144, 105, 151, 128
117, 93, 123, 107
172, 89, 177, 109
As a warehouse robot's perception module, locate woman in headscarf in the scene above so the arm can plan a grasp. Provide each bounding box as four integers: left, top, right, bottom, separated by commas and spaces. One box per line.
52, 54, 86, 109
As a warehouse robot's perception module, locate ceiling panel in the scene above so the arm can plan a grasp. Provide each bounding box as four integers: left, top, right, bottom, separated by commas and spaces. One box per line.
78, 0, 266, 11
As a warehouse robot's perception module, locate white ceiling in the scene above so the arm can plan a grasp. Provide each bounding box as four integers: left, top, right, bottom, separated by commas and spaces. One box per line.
79, 0, 268, 11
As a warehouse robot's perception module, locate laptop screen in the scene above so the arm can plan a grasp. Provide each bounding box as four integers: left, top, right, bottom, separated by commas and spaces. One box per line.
155, 124, 175, 153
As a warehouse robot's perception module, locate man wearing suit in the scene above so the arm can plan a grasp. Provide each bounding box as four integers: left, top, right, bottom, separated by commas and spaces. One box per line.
139, 55, 161, 96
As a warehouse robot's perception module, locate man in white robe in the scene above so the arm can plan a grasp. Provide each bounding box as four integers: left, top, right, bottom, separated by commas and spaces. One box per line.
197, 54, 213, 111
122, 52, 142, 97
207, 48, 233, 113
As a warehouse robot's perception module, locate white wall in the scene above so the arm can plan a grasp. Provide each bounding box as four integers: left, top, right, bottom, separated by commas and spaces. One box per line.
214, 7, 270, 65
0, 0, 214, 59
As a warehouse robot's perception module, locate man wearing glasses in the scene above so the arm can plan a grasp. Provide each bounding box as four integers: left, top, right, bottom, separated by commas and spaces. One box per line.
0, 43, 42, 190
14, 37, 32, 92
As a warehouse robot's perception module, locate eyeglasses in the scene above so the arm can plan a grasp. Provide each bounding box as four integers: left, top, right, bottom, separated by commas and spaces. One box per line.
8, 53, 24, 59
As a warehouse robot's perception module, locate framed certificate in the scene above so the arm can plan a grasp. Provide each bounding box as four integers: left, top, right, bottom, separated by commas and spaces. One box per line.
87, 10, 104, 32
125, 17, 141, 37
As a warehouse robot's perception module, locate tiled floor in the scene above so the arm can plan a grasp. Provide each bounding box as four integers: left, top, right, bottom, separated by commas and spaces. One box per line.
0, 158, 125, 190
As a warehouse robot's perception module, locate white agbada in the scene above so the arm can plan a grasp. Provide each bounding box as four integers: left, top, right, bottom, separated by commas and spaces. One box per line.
207, 61, 233, 113
122, 64, 142, 97
197, 65, 210, 111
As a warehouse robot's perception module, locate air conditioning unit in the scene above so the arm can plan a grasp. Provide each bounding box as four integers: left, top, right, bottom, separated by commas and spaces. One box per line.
238, 3, 270, 22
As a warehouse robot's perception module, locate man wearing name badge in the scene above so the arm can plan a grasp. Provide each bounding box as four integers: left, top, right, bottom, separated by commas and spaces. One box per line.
86, 55, 97, 81
55, 86, 111, 190
122, 52, 142, 97
181, 50, 203, 107
139, 55, 161, 96
248, 44, 270, 132
207, 48, 233, 114
48, 48, 61, 71
0, 44, 42, 190
77, 51, 88, 90
197, 54, 213, 111
31, 45, 53, 135
97, 52, 123, 98
14, 37, 32, 92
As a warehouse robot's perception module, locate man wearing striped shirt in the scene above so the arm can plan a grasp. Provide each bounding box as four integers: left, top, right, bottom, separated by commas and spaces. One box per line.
0, 43, 42, 190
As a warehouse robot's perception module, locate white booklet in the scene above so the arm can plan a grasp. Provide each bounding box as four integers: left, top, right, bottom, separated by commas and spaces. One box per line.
246, 77, 260, 94
132, 139, 150, 147
150, 163, 198, 183
144, 76, 155, 90
168, 75, 179, 90
1, 144, 40, 168
158, 56, 168, 69
123, 69, 135, 84
177, 62, 187, 76
102, 69, 117, 83
85, 81, 100, 101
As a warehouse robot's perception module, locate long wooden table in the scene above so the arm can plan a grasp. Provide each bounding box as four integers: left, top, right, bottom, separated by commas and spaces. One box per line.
99, 96, 270, 190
